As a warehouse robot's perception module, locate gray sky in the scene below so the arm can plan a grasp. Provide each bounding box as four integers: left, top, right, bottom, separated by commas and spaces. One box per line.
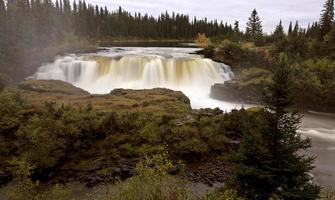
86, 0, 324, 33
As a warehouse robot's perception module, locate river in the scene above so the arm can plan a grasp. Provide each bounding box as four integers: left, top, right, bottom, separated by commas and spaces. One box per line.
31, 47, 335, 186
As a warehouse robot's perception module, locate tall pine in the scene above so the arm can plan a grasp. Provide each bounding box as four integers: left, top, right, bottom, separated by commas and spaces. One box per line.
229, 53, 320, 200
273, 20, 285, 40
246, 9, 263, 45
319, 0, 335, 38
273, 20, 286, 51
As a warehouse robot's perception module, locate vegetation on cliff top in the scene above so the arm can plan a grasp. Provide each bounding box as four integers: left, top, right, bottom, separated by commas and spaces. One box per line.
0, 80, 238, 189
0, 64, 323, 199
204, 0, 335, 111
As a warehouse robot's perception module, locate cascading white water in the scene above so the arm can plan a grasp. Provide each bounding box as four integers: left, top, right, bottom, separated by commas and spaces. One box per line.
33, 47, 240, 110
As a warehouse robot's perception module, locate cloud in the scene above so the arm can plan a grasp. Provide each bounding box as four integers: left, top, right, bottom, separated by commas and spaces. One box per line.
86, 0, 324, 33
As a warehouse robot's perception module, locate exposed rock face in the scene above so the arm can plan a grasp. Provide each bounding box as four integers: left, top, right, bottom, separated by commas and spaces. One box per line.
184, 159, 230, 186
210, 81, 263, 105
195, 48, 234, 66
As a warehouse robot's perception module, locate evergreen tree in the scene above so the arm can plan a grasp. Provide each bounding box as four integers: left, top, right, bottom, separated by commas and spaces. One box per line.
229, 53, 320, 200
319, 0, 335, 38
288, 21, 293, 37
273, 20, 285, 40
273, 20, 286, 51
324, 25, 335, 57
292, 21, 299, 37
245, 9, 263, 45
234, 21, 240, 33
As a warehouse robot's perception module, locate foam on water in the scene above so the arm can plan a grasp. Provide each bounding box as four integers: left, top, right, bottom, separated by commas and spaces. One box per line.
33, 47, 241, 111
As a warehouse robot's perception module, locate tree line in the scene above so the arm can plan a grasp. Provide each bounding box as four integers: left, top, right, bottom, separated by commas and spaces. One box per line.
240, 0, 335, 58
0, 0, 334, 79
0, 0, 235, 41
0, 0, 237, 80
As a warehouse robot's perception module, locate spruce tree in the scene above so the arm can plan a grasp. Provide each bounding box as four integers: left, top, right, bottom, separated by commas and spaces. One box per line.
229, 53, 320, 200
319, 0, 335, 38
273, 20, 286, 51
273, 20, 285, 40
234, 21, 240, 33
324, 25, 335, 56
288, 21, 293, 37
292, 21, 299, 37
246, 9, 263, 45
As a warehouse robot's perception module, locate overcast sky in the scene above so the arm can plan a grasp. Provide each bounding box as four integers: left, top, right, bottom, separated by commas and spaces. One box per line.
85, 0, 324, 33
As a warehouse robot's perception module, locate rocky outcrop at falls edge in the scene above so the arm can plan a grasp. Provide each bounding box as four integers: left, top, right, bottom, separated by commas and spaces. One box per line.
210, 81, 264, 105
195, 47, 267, 105
0, 80, 245, 188
198, 47, 335, 112
194, 47, 235, 66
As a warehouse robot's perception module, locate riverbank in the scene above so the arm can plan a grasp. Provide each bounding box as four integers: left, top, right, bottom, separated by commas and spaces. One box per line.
201, 47, 335, 113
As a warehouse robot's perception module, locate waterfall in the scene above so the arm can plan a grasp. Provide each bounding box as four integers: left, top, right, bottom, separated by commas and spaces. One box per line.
33, 48, 238, 110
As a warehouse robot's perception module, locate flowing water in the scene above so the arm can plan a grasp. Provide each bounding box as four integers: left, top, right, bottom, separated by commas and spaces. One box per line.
33, 47, 241, 111
31, 47, 335, 186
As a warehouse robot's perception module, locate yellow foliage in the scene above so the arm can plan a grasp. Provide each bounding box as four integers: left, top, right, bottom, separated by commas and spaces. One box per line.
195, 33, 211, 48
241, 42, 255, 50
106, 152, 190, 200
220, 39, 233, 49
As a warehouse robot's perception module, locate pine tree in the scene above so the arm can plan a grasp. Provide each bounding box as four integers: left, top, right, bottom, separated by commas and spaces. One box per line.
288, 21, 293, 37
229, 54, 320, 200
246, 9, 263, 45
273, 20, 285, 40
234, 21, 239, 33
292, 21, 299, 37
272, 20, 286, 51
319, 0, 335, 38
324, 25, 335, 56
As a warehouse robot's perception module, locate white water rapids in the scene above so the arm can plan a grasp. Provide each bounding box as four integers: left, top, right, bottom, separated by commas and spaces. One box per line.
33, 47, 242, 111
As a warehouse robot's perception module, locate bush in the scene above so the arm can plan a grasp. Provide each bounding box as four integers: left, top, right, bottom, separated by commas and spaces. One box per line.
204, 189, 245, 200
107, 152, 192, 200
220, 39, 243, 56
321, 187, 335, 200
196, 33, 211, 48
241, 42, 255, 50
6, 159, 71, 200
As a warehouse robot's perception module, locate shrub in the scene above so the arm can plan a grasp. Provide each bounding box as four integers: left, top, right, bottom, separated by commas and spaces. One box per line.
241, 42, 255, 50
321, 187, 335, 200
204, 189, 245, 200
6, 159, 71, 200
107, 152, 192, 200
196, 33, 211, 48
